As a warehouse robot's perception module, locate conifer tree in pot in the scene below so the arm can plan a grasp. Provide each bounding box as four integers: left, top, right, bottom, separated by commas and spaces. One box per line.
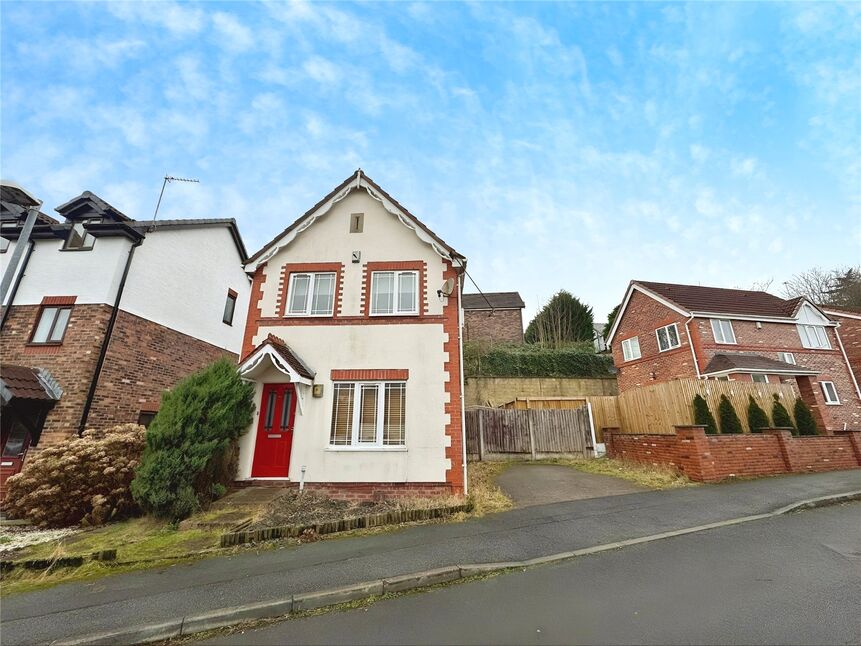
746, 395, 771, 433
718, 394, 743, 434
771, 394, 796, 434
692, 394, 718, 434
794, 398, 819, 436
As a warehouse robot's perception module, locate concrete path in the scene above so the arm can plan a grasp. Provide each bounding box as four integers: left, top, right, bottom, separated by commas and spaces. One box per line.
496, 464, 646, 507
2, 470, 860, 645
214, 502, 861, 645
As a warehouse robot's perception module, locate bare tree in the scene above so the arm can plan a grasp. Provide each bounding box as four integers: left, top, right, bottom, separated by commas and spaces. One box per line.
750, 277, 774, 292
781, 267, 835, 303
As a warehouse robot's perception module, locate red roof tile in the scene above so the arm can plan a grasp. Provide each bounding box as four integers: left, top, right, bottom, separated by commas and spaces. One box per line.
1, 365, 56, 401
636, 281, 802, 318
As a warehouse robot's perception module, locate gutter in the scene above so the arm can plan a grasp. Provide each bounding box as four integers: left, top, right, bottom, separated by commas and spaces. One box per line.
78, 237, 142, 434
0, 239, 34, 330
457, 265, 468, 496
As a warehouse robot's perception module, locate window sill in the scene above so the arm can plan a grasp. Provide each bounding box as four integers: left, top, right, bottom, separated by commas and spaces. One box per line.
658, 346, 681, 353
59, 247, 94, 252
824, 402, 841, 406
369, 312, 419, 317
325, 446, 408, 452
284, 314, 335, 319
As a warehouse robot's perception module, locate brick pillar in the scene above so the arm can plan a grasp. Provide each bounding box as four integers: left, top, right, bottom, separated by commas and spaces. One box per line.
673, 426, 716, 482
796, 376, 830, 434
763, 428, 794, 473
834, 430, 861, 466
603, 427, 619, 457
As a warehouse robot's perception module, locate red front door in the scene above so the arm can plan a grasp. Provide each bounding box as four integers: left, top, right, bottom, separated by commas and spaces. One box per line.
0, 420, 32, 500
251, 383, 297, 478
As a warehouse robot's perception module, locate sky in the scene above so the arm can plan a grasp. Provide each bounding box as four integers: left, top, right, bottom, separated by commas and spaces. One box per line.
2, 1, 860, 323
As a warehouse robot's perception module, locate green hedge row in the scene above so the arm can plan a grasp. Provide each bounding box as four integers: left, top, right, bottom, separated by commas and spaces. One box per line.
464, 343, 615, 378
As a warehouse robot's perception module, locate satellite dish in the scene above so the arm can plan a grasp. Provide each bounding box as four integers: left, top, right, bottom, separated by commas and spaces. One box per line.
438, 278, 455, 297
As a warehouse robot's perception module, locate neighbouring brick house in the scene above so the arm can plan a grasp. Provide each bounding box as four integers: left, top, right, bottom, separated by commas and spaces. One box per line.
822, 305, 861, 386
463, 292, 525, 344
0, 185, 250, 492
606, 280, 861, 432
237, 170, 468, 499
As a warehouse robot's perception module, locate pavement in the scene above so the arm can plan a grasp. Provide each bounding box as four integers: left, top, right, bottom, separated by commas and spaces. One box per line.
213, 501, 861, 645
496, 463, 646, 507
2, 469, 860, 645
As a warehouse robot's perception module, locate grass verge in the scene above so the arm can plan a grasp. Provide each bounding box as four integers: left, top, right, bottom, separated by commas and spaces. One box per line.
466, 461, 514, 515
542, 456, 693, 489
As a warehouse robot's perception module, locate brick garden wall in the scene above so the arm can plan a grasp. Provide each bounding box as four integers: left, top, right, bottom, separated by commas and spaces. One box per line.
464, 308, 524, 344
605, 426, 861, 482
235, 480, 454, 502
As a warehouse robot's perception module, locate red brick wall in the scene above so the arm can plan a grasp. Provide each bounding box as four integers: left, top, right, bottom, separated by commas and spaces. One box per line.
612, 290, 696, 391
464, 308, 524, 344
605, 426, 860, 482
443, 262, 465, 494
830, 312, 861, 385
86, 309, 237, 429
0, 303, 111, 447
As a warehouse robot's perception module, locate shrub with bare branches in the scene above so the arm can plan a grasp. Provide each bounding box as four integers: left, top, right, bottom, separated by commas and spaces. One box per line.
3, 424, 146, 528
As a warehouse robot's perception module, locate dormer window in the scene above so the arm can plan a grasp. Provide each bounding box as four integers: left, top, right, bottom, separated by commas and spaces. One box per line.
797, 324, 830, 350
63, 220, 96, 251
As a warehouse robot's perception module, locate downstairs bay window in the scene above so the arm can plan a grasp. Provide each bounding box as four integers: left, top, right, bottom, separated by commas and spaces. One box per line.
330, 382, 406, 447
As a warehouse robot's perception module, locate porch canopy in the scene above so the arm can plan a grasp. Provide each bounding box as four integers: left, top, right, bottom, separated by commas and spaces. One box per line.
702, 353, 818, 379
238, 334, 315, 385
0, 365, 62, 446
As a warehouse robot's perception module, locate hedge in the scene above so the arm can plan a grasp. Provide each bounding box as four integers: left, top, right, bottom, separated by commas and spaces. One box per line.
464, 342, 614, 378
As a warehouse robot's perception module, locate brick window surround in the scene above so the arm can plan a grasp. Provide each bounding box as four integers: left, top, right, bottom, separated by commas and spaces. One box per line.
277, 262, 344, 318
361, 261, 427, 318
27, 295, 78, 347
331, 369, 410, 381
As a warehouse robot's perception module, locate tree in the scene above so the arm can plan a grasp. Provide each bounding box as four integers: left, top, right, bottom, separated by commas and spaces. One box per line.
717, 395, 743, 434
782, 265, 861, 307
525, 290, 594, 347
602, 303, 621, 341
692, 394, 718, 434
746, 395, 770, 433
771, 394, 795, 432
131, 359, 255, 521
794, 399, 819, 436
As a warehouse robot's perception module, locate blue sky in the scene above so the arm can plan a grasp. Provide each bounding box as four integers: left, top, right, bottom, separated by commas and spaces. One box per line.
2, 1, 859, 323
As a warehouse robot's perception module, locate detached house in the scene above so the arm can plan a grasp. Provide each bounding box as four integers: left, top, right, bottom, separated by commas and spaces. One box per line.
237, 170, 467, 499
462, 291, 525, 344
0, 185, 249, 490
607, 281, 861, 432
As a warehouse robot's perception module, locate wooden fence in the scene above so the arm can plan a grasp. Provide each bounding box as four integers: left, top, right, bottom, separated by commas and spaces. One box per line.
611, 379, 798, 435
466, 406, 594, 460
501, 397, 619, 442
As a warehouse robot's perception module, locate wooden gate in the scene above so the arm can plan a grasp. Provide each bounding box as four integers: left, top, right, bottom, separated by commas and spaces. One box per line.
465, 406, 595, 461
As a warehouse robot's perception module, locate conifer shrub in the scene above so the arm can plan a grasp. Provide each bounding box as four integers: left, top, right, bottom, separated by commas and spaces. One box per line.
3, 424, 146, 528
717, 395, 743, 434
692, 394, 718, 434
771, 394, 795, 433
746, 395, 771, 433
131, 359, 254, 521
793, 398, 819, 436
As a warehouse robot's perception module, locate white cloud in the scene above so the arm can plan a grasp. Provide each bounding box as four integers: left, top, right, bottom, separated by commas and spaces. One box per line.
107, 2, 204, 35
302, 56, 342, 85
212, 12, 254, 53
689, 144, 710, 163
731, 156, 758, 177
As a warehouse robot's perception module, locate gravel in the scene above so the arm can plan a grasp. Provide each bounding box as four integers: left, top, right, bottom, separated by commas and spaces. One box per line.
0, 526, 80, 558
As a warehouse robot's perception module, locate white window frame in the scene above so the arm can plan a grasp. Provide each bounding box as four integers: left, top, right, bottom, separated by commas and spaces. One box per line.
286, 272, 336, 317
655, 323, 681, 352
820, 381, 840, 405
370, 271, 419, 316
751, 374, 769, 384
778, 352, 796, 365
621, 336, 641, 361
329, 381, 407, 449
797, 324, 830, 350
710, 319, 737, 345
63, 220, 96, 251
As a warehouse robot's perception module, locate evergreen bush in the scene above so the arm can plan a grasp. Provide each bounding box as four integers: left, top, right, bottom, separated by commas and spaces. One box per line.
692, 394, 718, 435
463, 341, 614, 378
717, 395, 743, 434
746, 395, 771, 433
793, 399, 819, 436
131, 359, 255, 521
3, 424, 146, 528
771, 394, 795, 433
525, 291, 594, 346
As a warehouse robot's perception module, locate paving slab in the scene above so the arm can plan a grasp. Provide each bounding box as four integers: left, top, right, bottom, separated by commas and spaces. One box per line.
496, 464, 647, 507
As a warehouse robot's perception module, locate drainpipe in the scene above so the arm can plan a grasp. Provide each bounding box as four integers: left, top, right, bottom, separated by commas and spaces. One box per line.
457, 266, 468, 496
78, 238, 142, 434
833, 322, 861, 400
0, 199, 41, 305
0, 239, 34, 330
685, 315, 702, 379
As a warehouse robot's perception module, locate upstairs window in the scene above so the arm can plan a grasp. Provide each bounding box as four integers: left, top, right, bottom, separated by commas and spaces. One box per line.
621, 336, 641, 361
656, 323, 681, 352
371, 271, 418, 315
31, 306, 72, 344
710, 319, 736, 344
330, 382, 406, 447
798, 324, 830, 349
222, 290, 237, 325
778, 352, 796, 365
63, 221, 96, 251
0, 237, 9, 253
287, 272, 336, 317
820, 381, 839, 405
752, 374, 769, 384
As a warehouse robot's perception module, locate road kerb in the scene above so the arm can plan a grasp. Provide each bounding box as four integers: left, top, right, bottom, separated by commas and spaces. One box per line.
54, 489, 860, 645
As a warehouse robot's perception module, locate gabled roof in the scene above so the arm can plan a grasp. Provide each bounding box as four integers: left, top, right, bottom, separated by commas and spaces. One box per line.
1, 365, 62, 403
0, 200, 58, 225
635, 281, 802, 318
127, 219, 248, 260
245, 170, 465, 271
462, 292, 525, 310
55, 191, 131, 222
239, 334, 315, 382
821, 304, 861, 321
702, 353, 818, 376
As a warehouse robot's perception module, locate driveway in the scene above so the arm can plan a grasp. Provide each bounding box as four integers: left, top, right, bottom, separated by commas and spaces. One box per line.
495, 463, 647, 507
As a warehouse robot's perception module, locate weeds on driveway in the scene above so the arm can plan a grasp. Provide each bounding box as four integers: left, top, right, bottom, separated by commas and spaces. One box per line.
467, 462, 515, 514
543, 456, 693, 489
